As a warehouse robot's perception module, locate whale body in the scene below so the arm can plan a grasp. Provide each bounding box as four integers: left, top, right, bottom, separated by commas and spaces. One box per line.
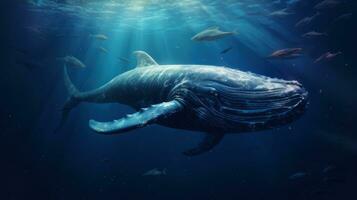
59, 51, 308, 156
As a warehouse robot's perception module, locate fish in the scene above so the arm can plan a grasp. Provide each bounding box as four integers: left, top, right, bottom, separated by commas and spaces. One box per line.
26, 0, 38, 6
323, 177, 345, 184
191, 27, 236, 41
322, 165, 337, 174
273, 0, 282, 5
220, 46, 233, 54
25, 26, 46, 40
314, 51, 342, 63
57, 55, 86, 68
295, 12, 320, 27
332, 13, 353, 24
142, 168, 167, 176
267, 48, 303, 59
89, 34, 108, 41
97, 47, 109, 54
302, 31, 328, 38
13, 47, 29, 56
314, 0, 340, 10
269, 8, 294, 17
286, 0, 306, 9
57, 51, 308, 156
16, 60, 42, 70
118, 57, 130, 63
26, 26, 43, 35
289, 172, 307, 180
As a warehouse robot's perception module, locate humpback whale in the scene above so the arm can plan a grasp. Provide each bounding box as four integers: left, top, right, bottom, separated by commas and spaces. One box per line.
59, 51, 308, 156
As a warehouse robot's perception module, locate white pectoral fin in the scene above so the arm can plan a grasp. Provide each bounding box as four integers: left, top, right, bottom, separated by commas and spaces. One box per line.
89, 100, 183, 134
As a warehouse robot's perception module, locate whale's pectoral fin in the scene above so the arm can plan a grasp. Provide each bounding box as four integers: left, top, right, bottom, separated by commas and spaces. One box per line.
183, 133, 224, 156
89, 100, 183, 134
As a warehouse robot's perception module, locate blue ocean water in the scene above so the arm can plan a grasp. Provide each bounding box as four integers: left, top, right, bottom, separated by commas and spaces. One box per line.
0, 0, 356, 199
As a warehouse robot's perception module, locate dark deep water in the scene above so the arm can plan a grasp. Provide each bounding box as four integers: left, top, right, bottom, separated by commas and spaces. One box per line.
1, 0, 357, 199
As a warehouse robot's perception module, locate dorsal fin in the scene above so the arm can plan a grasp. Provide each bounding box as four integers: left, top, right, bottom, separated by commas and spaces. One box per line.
133, 51, 158, 68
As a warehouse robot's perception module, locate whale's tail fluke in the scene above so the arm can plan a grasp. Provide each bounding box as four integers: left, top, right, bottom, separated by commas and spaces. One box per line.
55, 65, 81, 133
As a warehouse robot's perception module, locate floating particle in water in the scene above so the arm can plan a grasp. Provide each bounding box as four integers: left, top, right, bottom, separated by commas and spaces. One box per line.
289, 172, 307, 180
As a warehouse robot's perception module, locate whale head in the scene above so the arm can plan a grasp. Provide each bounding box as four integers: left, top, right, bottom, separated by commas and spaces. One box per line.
169, 69, 309, 133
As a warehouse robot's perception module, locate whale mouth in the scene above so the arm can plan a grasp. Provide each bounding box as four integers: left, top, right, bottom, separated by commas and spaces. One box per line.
181, 80, 309, 132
